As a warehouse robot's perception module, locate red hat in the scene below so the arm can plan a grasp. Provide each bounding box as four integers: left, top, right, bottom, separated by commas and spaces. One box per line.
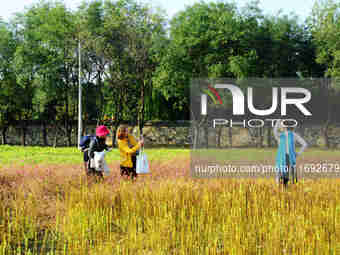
96, 125, 110, 137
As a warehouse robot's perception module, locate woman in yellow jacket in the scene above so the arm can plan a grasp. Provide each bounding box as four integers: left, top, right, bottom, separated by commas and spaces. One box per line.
116, 125, 144, 180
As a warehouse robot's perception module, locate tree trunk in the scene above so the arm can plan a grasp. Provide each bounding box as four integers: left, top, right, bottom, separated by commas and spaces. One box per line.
323, 121, 330, 149
111, 122, 119, 148
1, 126, 8, 145
42, 122, 48, 146
138, 80, 145, 136
204, 125, 209, 149
21, 125, 27, 146
267, 125, 272, 148
193, 125, 199, 149
83, 120, 88, 136
64, 88, 72, 147
111, 126, 116, 148
53, 124, 58, 148
228, 127, 233, 148
248, 129, 257, 148
324, 80, 331, 149
97, 73, 104, 124
67, 122, 72, 147
217, 126, 222, 148
259, 127, 264, 148
191, 109, 206, 149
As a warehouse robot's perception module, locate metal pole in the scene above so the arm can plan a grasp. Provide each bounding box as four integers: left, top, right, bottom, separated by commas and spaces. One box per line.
78, 40, 82, 149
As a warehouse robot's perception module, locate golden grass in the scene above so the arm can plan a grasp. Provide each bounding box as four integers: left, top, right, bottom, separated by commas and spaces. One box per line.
0, 158, 339, 254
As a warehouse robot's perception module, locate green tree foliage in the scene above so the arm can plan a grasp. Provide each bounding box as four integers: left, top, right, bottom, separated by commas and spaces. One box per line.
311, 0, 340, 77
153, 1, 324, 118
0, 0, 332, 146
0, 22, 22, 144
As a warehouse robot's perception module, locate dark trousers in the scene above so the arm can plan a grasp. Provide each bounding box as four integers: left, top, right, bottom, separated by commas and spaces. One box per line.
289, 155, 298, 184
282, 154, 290, 186
120, 154, 138, 179
281, 154, 297, 186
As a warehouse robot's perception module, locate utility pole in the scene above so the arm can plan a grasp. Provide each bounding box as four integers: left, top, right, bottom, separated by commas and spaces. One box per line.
78, 40, 82, 149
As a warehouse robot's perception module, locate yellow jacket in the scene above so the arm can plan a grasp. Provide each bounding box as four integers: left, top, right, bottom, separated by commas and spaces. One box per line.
117, 134, 141, 168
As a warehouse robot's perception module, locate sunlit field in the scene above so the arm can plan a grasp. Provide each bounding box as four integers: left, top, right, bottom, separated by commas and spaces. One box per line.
0, 146, 339, 254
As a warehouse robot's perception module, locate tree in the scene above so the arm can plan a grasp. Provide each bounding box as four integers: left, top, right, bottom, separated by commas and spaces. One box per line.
13, 1, 79, 146
310, 0, 340, 77
310, 0, 340, 147
77, 0, 167, 144
124, 1, 167, 135
0, 21, 32, 145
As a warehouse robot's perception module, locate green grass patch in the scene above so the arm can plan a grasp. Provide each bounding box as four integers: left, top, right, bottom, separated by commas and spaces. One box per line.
0, 145, 189, 166
192, 148, 340, 163
1, 145, 339, 166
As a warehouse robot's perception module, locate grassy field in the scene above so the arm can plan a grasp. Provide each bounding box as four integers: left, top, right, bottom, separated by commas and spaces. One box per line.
0, 145, 189, 165
0, 146, 339, 254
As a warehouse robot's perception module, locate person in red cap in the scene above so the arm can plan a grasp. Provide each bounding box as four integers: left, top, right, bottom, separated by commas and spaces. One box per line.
85, 125, 111, 177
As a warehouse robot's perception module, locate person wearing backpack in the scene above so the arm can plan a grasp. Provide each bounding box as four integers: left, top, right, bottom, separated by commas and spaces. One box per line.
116, 125, 144, 180
81, 125, 111, 177
273, 120, 308, 188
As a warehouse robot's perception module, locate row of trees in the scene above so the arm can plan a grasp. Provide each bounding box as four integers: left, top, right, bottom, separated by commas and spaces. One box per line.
0, 0, 339, 146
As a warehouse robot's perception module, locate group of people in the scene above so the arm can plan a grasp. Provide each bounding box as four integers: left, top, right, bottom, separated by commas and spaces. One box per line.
83, 124, 144, 180
82, 120, 308, 187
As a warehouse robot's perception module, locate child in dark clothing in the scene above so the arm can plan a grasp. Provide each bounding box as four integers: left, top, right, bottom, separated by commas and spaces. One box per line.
83, 125, 110, 177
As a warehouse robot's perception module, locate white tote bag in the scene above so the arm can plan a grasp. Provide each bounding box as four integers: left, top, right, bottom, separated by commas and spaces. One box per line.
136, 148, 149, 174
92, 151, 110, 176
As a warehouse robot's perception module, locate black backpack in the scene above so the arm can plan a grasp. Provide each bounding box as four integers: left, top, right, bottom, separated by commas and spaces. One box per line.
79, 135, 96, 150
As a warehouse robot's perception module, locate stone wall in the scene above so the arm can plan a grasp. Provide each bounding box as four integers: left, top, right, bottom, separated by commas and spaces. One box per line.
2, 123, 340, 148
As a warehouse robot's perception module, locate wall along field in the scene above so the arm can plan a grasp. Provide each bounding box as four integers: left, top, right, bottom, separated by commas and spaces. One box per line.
0, 146, 339, 254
